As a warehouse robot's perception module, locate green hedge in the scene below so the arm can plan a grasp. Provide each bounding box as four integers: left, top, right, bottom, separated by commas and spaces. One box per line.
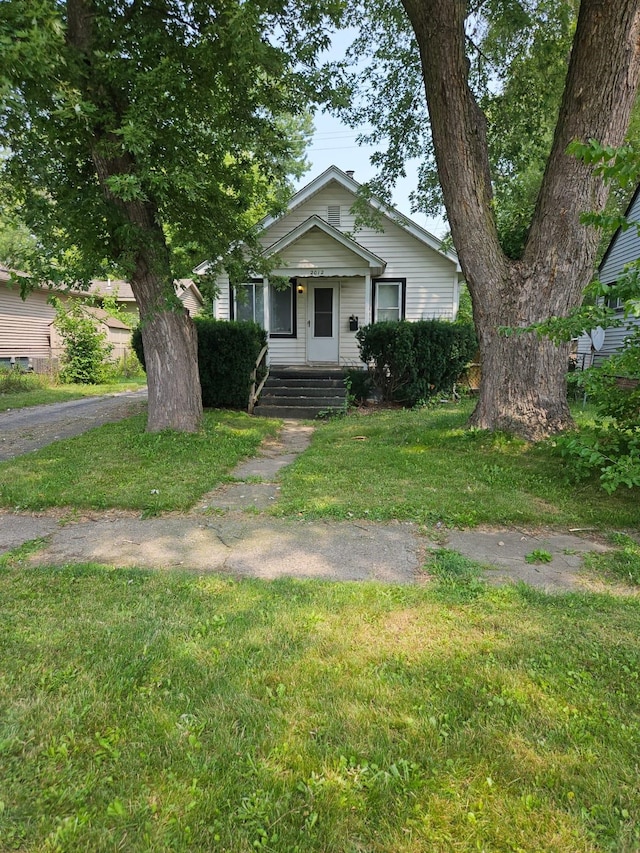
356, 320, 477, 405
132, 318, 267, 409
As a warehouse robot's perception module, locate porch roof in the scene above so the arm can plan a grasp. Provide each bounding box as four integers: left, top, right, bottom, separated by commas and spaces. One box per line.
263, 215, 386, 277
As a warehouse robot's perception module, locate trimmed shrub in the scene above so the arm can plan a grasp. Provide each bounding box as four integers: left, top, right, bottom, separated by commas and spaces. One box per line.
356, 320, 477, 405
132, 318, 267, 409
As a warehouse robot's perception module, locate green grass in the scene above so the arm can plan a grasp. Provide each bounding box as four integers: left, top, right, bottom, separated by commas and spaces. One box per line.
0, 375, 147, 411
0, 411, 279, 512
584, 533, 640, 587
0, 565, 638, 852
275, 404, 640, 529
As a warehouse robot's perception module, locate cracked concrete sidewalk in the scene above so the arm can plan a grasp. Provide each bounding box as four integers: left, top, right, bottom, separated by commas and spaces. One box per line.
0, 413, 622, 592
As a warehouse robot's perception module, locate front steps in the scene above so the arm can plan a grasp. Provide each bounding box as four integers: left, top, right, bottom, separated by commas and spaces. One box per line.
254, 367, 347, 419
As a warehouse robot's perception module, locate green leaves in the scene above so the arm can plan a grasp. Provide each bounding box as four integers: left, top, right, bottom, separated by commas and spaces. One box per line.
0, 0, 344, 287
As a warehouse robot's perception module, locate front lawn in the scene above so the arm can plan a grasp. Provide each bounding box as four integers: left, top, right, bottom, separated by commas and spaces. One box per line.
0, 373, 147, 411
0, 411, 279, 512
276, 404, 640, 530
0, 564, 638, 852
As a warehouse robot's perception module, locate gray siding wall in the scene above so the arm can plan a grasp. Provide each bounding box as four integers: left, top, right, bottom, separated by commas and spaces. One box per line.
598, 190, 640, 356
599, 191, 640, 284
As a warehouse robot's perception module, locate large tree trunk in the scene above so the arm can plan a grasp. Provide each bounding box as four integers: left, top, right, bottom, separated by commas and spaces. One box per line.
401, 0, 640, 440
66, 0, 202, 432
127, 247, 203, 434
137, 305, 202, 434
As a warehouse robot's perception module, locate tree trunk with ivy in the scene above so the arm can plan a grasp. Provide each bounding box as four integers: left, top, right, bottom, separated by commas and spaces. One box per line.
401, 0, 640, 440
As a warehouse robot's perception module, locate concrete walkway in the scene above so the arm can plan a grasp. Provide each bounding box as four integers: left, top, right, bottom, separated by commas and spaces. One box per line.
0, 415, 621, 592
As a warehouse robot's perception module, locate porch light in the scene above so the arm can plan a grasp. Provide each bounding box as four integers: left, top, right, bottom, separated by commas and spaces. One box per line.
297, 283, 304, 294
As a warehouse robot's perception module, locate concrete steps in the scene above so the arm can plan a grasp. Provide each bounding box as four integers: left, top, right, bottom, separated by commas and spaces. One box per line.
255, 367, 347, 419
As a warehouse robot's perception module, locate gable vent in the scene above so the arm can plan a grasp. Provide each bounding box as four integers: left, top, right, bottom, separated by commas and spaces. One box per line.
327, 205, 341, 228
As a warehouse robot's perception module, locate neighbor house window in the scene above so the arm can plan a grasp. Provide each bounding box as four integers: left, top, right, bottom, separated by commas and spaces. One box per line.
373, 278, 406, 322
233, 280, 264, 326
269, 280, 296, 337
605, 287, 624, 312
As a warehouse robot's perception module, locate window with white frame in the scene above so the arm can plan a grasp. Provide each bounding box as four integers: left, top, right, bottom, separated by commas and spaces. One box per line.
373, 278, 405, 322
234, 281, 264, 326
605, 285, 624, 312
269, 280, 296, 337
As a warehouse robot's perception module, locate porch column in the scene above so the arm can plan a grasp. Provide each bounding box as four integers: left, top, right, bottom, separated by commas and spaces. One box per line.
263, 278, 270, 365
364, 272, 372, 325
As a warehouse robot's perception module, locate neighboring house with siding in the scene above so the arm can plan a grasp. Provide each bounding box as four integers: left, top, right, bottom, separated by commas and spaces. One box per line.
0, 266, 204, 370
577, 185, 640, 367
195, 166, 461, 368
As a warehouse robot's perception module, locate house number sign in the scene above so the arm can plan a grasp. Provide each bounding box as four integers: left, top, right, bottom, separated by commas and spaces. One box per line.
309, 269, 324, 276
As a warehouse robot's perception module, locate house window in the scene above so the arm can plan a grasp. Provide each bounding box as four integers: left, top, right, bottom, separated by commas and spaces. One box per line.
234, 281, 264, 325
605, 289, 624, 311
327, 205, 341, 228
372, 278, 406, 322
269, 280, 296, 337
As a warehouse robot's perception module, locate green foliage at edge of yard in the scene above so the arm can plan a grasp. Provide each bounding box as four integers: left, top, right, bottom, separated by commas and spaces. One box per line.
0, 411, 279, 512
0, 566, 638, 852
275, 404, 640, 529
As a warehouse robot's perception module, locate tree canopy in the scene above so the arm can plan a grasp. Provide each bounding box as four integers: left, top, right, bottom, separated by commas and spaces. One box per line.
0, 0, 338, 287
0, 0, 345, 430
339, 0, 640, 439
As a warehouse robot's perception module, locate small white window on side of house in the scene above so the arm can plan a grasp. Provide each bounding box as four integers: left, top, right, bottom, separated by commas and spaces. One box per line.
374, 279, 404, 322
327, 205, 341, 228
235, 281, 264, 326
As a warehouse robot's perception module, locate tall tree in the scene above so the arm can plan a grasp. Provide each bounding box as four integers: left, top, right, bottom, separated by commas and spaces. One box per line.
0, 0, 339, 432
342, 0, 640, 439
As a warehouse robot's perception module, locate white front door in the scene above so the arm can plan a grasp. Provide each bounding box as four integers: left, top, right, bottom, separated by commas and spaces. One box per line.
307, 282, 339, 363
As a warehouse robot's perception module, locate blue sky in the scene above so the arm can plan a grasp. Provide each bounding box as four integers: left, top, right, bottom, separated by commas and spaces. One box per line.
297, 110, 447, 239
292, 27, 447, 239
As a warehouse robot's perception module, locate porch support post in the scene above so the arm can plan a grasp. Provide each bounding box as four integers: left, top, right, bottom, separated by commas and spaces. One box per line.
263, 278, 271, 365
364, 272, 372, 325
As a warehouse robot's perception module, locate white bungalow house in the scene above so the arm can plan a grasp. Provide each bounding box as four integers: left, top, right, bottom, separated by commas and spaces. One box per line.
577, 185, 640, 368
195, 166, 461, 368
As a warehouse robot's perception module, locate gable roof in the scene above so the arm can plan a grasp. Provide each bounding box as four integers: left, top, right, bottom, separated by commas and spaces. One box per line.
258, 166, 460, 270
598, 183, 640, 283
265, 215, 386, 274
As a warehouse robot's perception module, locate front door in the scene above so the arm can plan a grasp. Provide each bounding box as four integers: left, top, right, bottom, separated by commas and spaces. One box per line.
307, 282, 339, 362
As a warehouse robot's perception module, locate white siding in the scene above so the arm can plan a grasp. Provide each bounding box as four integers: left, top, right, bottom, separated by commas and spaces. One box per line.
214, 274, 231, 320
278, 227, 368, 269
259, 182, 456, 322
339, 278, 366, 365
260, 185, 359, 246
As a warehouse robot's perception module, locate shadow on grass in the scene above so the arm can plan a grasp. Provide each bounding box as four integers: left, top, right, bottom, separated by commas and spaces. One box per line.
1, 564, 639, 852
